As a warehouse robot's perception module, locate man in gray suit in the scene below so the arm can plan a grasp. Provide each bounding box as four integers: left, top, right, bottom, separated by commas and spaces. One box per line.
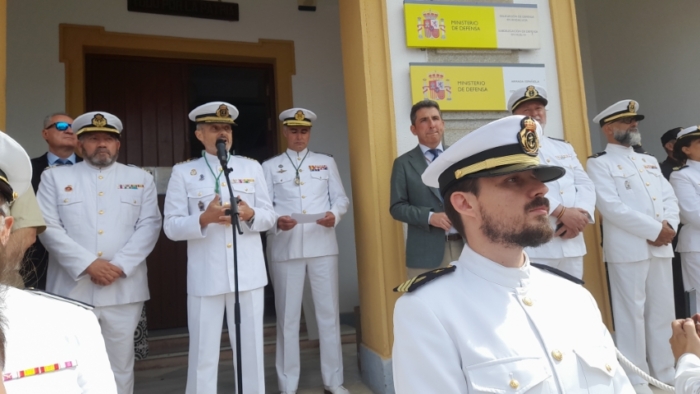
390, 100, 464, 279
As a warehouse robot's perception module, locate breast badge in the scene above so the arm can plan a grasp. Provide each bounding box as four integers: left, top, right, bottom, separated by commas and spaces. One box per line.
190, 169, 197, 176
624, 180, 631, 190
64, 185, 73, 192
277, 164, 287, 173
198, 201, 205, 212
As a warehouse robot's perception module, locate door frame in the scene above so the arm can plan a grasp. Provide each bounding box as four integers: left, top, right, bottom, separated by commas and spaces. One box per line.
59, 24, 294, 150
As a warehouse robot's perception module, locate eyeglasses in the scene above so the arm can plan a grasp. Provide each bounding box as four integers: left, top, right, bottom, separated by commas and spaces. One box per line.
47, 122, 72, 131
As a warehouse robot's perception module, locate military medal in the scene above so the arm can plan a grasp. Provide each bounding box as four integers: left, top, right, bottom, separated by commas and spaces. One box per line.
286, 150, 310, 186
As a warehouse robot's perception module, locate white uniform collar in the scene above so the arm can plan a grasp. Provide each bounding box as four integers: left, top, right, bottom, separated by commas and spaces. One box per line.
459, 243, 531, 289
286, 148, 309, 158
605, 143, 634, 155
203, 150, 230, 166
83, 159, 117, 172
687, 159, 700, 170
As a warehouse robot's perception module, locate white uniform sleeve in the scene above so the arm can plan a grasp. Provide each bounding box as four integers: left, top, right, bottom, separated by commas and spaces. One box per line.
163, 166, 208, 241
661, 174, 680, 230
675, 353, 700, 394
571, 150, 596, 219
393, 295, 468, 394
586, 158, 663, 241
327, 158, 349, 227
75, 310, 118, 393
112, 173, 162, 277
242, 163, 276, 233
36, 170, 96, 279
670, 172, 700, 228
261, 160, 281, 235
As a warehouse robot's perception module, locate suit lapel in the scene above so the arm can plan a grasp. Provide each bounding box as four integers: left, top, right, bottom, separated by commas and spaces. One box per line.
407, 146, 442, 201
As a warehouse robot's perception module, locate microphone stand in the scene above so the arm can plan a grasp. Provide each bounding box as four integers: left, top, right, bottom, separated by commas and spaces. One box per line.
220, 157, 244, 394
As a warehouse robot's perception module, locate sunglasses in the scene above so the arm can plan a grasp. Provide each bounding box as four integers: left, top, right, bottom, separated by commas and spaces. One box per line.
47, 122, 72, 131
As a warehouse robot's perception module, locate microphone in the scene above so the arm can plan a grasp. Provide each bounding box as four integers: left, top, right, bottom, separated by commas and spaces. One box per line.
215, 139, 228, 163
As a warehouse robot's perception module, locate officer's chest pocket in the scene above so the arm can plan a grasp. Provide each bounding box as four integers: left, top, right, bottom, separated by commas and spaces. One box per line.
232, 183, 255, 205
309, 171, 330, 192
119, 193, 142, 227
273, 175, 296, 198
574, 346, 617, 386
612, 170, 637, 194
465, 357, 552, 393
187, 188, 215, 214
57, 194, 84, 226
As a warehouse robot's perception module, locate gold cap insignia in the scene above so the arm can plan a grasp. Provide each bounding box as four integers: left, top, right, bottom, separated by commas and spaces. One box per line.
92, 114, 107, 128
216, 104, 229, 118
525, 85, 538, 98
519, 117, 539, 156
628, 101, 637, 113
294, 110, 305, 121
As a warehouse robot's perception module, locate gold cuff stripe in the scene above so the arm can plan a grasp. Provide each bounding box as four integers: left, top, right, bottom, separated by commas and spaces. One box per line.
75, 127, 121, 136
455, 154, 540, 180
283, 120, 313, 127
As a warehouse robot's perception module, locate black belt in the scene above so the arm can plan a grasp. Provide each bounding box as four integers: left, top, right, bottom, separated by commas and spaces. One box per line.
446, 234, 462, 241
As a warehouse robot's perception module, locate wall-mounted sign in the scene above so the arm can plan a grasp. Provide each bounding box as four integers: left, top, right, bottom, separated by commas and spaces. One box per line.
410, 63, 546, 111
404, 1, 539, 49
127, 0, 239, 22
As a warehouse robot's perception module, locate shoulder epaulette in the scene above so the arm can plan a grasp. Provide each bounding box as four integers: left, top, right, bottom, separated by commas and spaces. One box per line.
548, 137, 569, 144
263, 152, 285, 163
127, 164, 152, 174
393, 265, 456, 293
673, 165, 689, 171
174, 158, 197, 166
315, 152, 333, 157
588, 151, 607, 159
531, 263, 584, 285
25, 288, 94, 310
235, 155, 258, 162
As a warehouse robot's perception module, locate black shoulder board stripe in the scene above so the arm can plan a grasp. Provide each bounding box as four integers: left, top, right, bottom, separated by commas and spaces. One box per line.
531, 263, 584, 285
548, 137, 569, 143
588, 151, 607, 159
673, 165, 688, 171
393, 265, 456, 293
315, 151, 333, 157
25, 288, 95, 310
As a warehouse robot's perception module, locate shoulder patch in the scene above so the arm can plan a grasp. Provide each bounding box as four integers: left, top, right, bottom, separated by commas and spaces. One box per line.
531, 263, 584, 285
673, 165, 689, 171
548, 137, 569, 144
25, 288, 94, 310
393, 265, 456, 293
588, 151, 607, 159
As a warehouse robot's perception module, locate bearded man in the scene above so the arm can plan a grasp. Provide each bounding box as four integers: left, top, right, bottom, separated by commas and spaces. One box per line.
586, 99, 679, 394
392, 116, 634, 393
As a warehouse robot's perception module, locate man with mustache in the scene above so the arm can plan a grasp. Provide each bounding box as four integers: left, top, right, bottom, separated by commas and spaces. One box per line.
508, 85, 595, 279
37, 111, 162, 394
587, 100, 679, 394
393, 116, 633, 392
164, 101, 276, 394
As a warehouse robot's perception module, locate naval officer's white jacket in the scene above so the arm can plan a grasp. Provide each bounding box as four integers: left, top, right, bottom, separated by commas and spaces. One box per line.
393, 245, 633, 393
676, 353, 700, 394
261, 149, 349, 262
3, 286, 117, 394
525, 136, 596, 259
37, 161, 162, 306
586, 143, 679, 263
163, 153, 276, 296
670, 160, 700, 253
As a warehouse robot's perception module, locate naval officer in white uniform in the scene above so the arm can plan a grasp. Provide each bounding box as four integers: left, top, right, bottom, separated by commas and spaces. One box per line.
261, 108, 350, 394
669, 126, 700, 313
163, 101, 276, 394
586, 99, 679, 393
36, 111, 161, 394
393, 115, 634, 393
0, 131, 117, 394
508, 85, 596, 279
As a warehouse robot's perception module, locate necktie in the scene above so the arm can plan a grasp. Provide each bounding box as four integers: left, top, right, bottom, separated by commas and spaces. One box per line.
427, 148, 442, 162
56, 159, 72, 166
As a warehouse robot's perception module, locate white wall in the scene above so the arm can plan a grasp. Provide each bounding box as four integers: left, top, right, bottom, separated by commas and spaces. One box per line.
577, 0, 700, 160
6, 0, 360, 314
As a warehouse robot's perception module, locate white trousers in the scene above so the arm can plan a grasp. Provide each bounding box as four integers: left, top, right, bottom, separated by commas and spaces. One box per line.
532, 256, 584, 280
608, 258, 676, 385
92, 301, 144, 394
681, 252, 700, 313
186, 288, 265, 394
270, 256, 343, 392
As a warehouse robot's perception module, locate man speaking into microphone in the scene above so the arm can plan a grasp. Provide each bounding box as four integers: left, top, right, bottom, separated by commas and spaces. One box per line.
163, 101, 276, 394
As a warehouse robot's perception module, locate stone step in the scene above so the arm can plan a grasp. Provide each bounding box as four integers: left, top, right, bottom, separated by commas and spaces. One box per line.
135, 324, 356, 371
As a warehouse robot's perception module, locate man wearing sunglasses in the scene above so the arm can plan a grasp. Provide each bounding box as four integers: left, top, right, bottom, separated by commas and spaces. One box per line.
20, 113, 81, 290
586, 99, 679, 394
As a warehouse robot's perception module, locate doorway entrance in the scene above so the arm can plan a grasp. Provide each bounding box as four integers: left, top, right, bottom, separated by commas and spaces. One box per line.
84, 54, 278, 330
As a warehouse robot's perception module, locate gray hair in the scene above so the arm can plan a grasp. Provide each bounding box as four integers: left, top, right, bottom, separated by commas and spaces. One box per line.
43, 112, 71, 129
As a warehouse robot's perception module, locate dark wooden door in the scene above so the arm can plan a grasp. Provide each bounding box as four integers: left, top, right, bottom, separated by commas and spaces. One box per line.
85, 55, 277, 330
